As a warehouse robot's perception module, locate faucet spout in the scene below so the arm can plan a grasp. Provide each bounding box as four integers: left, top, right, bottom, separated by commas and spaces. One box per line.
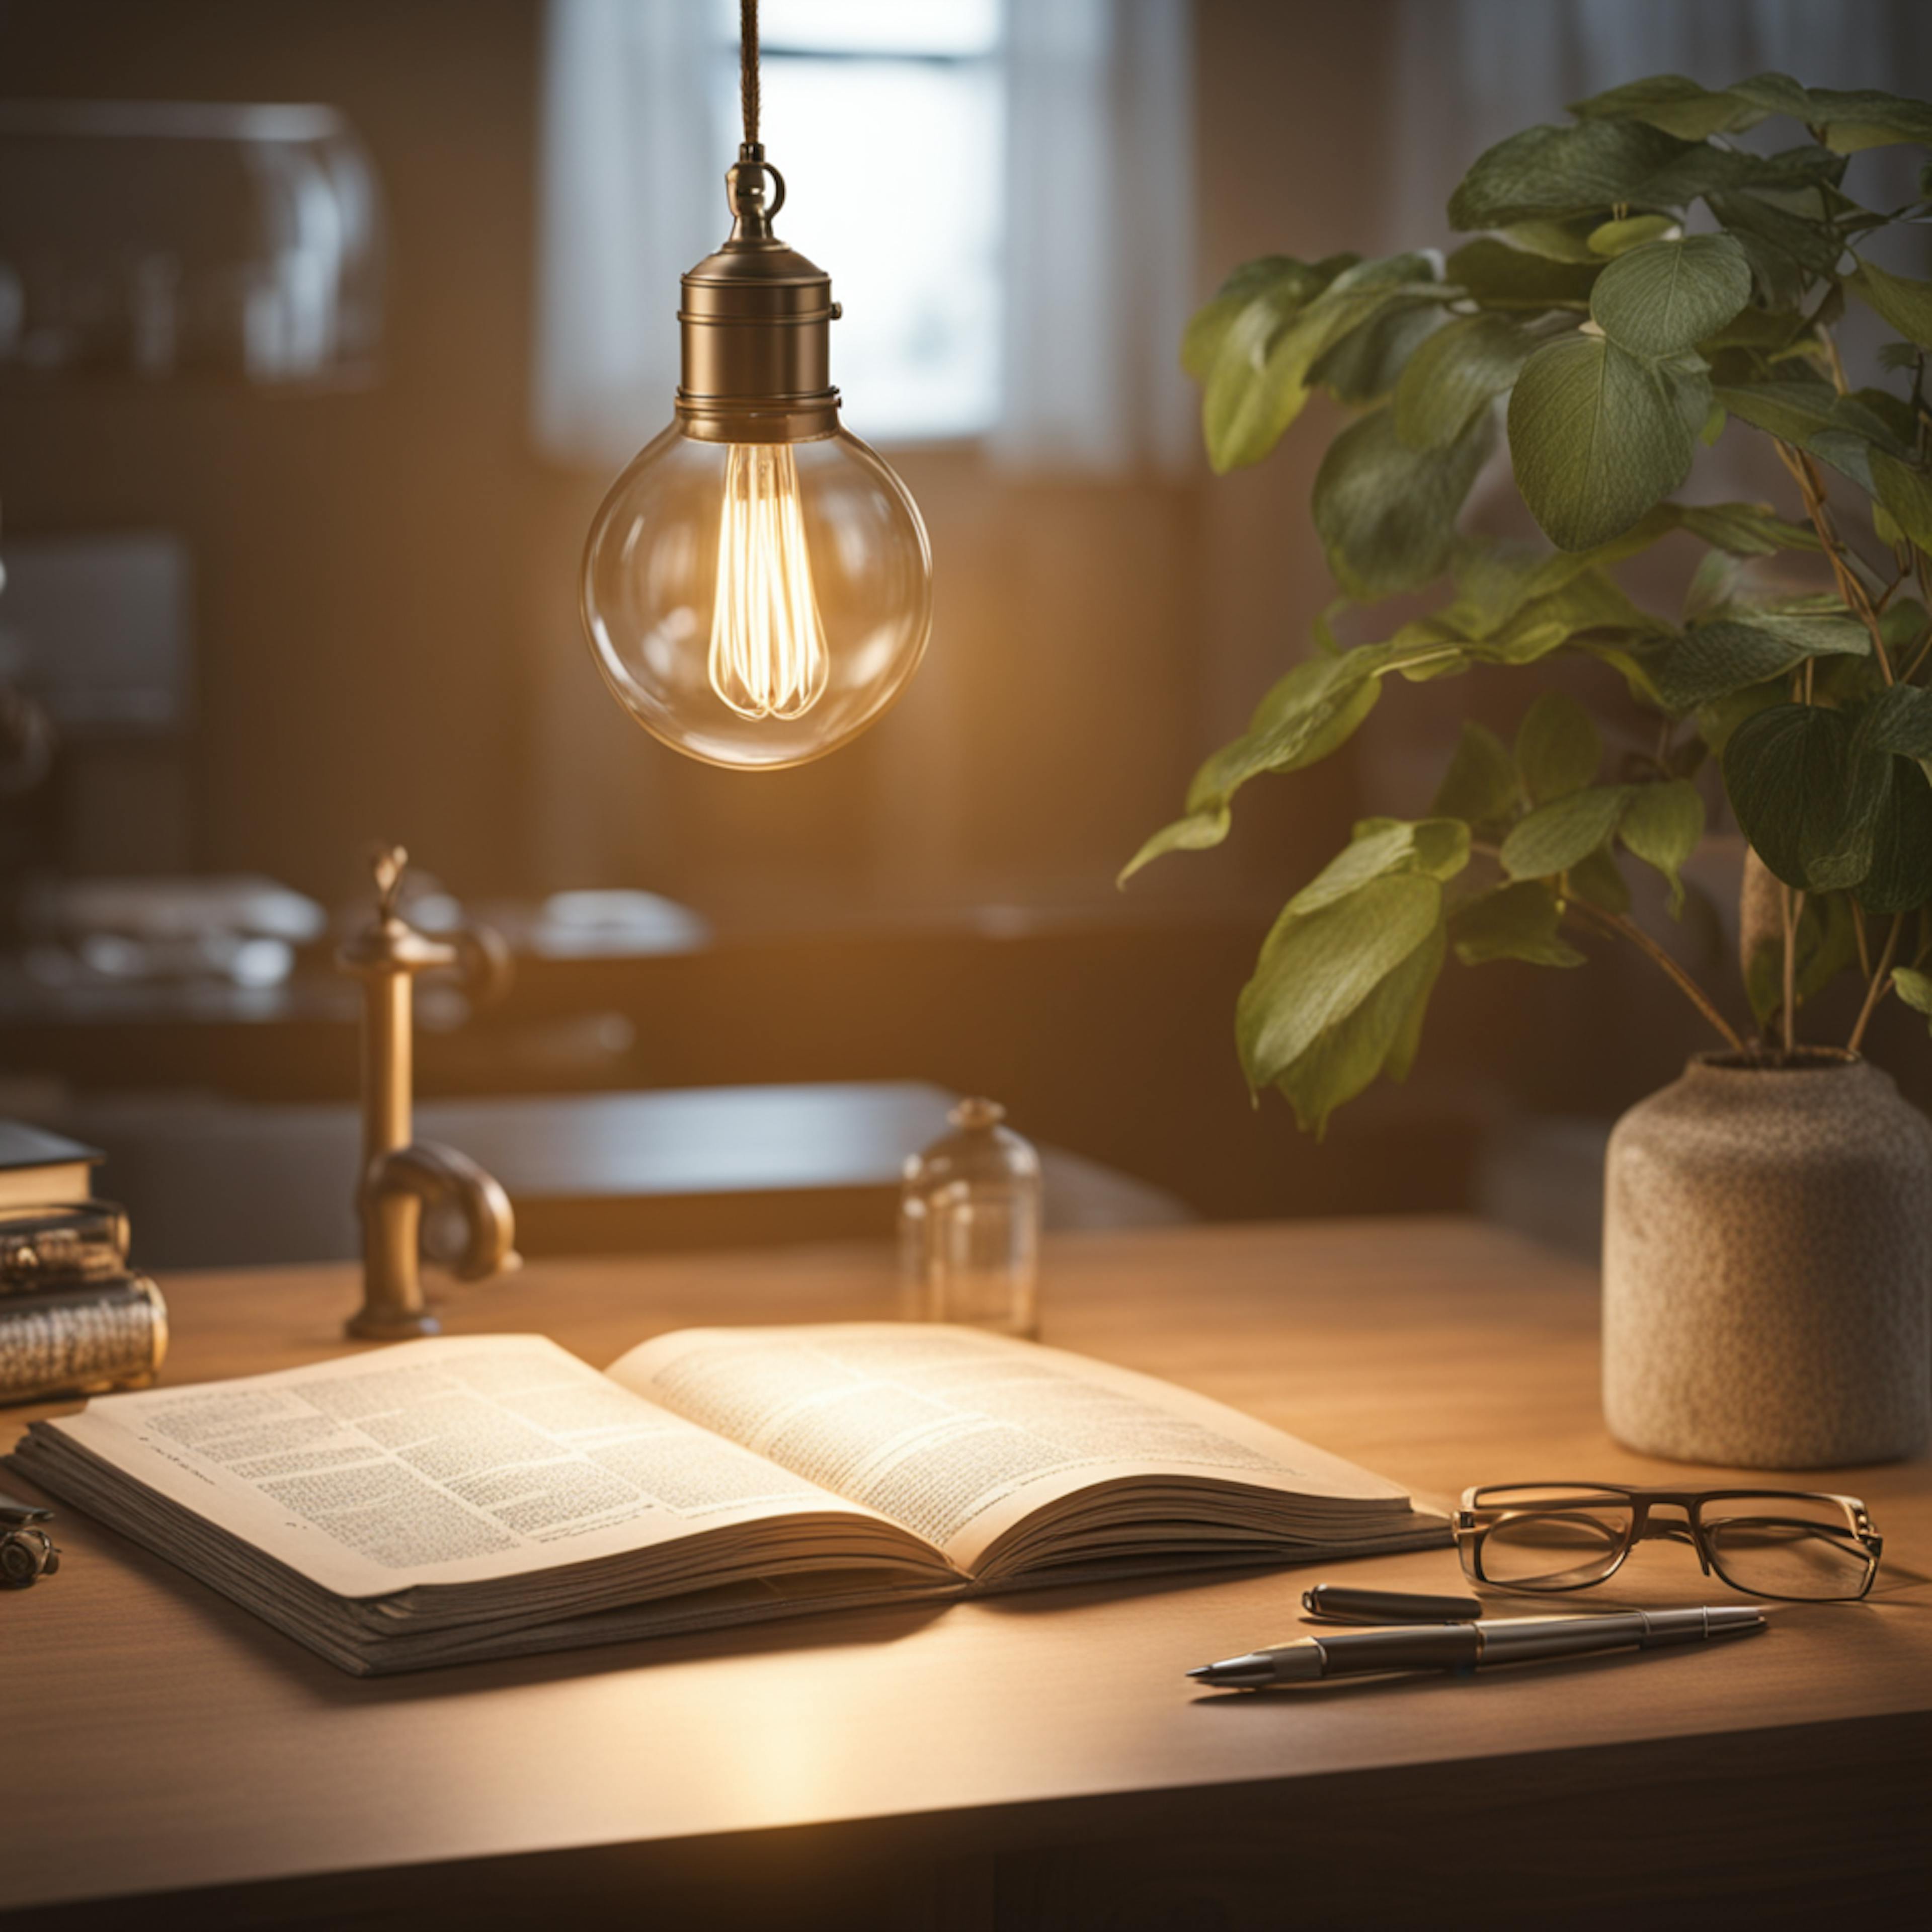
350, 1140, 522, 1340
340, 845, 522, 1340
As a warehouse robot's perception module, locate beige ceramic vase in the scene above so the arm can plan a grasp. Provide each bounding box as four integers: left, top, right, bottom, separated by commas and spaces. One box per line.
1603, 1051, 1932, 1468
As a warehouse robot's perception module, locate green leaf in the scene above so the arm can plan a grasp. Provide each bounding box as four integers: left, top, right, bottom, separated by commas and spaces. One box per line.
1567, 844, 1633, 914
1860, 682, 1932, 762
1856, 384, 1922, 448
1859, 761, 1932, 915
1722, 702, 1889, 892
1873, 451, 1932, 553
1622, 139, 1844, 210
1508, 334, 1696, 550
1882, 597, 1930, 669
1500, 218, 1603, 263
1589, 234, 1753, 356
1448, 119, 1698, 230
1705, 188, 1842, 277
1711, 381, 1907, 492
1272, 919, 1446, 1138
1617, 778, 1705, 915
1500, 785, 1633, 879
1118, 806, 1232, 885
1441, 239, 1600, 310
1392, 312, 1537, 450
1658, 348, 1714, 445
1894, 966, 1932, 1032
1847, 258, 1932, 348
1126, 650, 1392, 880
1452, 880, 1586, 968
1700, 305, 1811, 355
1236, 816, 1471, 1119
1712, 381, 1901, 449
1671, 502, 1820, 555
1683, 547, 1742, 623
1287, 817, 1473, 917
1308, 299, 1443, 406
1514, 691, 1601, 803
1312, 402, 1496, 600
1650, 611, 1868, 711
1570, 75, 1764, 142
1431, 721, 1518, 832
1183, 655, 1380, 816
1200, 253, 1445, 473
1587, 214, 1681, 256
1728, 73, 1818, 121
1236, 873, 1444, 1092
1806, 87, 1932, 154
1182, 255, 1352, 381
1697, 679, 1786, 758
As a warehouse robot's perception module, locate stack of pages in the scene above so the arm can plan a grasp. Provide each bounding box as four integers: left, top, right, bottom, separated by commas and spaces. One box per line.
11, 1322, 1447, 1674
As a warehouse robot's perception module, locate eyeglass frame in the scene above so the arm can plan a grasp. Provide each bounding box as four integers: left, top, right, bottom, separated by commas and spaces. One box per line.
1455, 1482, 1883, 1603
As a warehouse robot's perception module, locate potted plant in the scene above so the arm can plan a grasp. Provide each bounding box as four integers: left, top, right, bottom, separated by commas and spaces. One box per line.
1126, 72, 1932, 1467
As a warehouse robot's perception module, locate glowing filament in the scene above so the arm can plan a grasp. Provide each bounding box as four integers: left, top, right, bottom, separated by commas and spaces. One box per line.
708, 443, 830, 719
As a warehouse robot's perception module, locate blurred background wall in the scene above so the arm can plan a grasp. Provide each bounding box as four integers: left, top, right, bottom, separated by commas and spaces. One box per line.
0, 0, 1926, 1267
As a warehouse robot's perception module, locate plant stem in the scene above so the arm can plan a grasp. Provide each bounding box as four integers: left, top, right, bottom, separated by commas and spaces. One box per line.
1565, 897, 1749, 1055
1818, 321, 1850, 396
1776, 440, 1896, 685
1780, 884, 1804, 1056
1848, 915, 1902, 1055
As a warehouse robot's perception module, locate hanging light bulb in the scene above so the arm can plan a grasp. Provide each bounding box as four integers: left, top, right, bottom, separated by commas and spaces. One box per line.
581, 0, 933, 770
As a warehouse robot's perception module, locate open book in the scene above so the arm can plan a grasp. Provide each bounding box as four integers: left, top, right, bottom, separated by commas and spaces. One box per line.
10, 1323, 1447, 1674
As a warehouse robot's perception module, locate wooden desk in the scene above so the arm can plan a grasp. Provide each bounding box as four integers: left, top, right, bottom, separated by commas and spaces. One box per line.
8, 1220, 1929, 1928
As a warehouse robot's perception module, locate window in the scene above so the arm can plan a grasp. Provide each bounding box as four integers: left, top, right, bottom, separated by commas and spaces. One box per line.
713, 1, 1005, 443
535, 0, 1193, 474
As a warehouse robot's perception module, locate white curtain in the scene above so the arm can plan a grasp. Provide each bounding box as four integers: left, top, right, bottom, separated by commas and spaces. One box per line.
532, 0, 720, 467
532, 0, 1195, 476
992, 0, 1196, 475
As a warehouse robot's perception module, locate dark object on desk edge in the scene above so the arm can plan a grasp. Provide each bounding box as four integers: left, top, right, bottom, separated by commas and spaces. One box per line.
1302, 1583, 1484, 1623
0, 1120, 102, 1172
1190, 1604, 1767, 1687
2, 1490, 60, 1588
0, 1119, 101, 1215
0, 1274, 170, 1405
0, 1199, 132, 1287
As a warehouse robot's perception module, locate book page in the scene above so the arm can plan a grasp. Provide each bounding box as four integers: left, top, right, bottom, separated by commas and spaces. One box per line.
35, 1335, 913, 1597
607, 1324, 1416, 1573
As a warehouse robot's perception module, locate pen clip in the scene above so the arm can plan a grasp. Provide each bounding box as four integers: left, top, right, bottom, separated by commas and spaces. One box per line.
1301, 1584, 1486, 1625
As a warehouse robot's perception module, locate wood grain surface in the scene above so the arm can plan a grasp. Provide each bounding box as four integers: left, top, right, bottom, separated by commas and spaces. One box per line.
7, 1218, 1929, 1928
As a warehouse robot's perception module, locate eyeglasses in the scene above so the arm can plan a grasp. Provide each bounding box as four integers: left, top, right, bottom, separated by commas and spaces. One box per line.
1456, 1484, 1882, 1603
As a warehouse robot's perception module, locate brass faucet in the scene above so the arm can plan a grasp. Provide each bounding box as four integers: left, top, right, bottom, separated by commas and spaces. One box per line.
337, 846, 520, 1339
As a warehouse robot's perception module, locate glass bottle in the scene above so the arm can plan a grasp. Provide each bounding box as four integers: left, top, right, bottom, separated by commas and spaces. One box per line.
899, 1099, 1042, 1337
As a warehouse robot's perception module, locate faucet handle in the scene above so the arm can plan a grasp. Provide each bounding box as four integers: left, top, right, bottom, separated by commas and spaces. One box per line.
447, 921, 515, 1010
371, 842, 410, 918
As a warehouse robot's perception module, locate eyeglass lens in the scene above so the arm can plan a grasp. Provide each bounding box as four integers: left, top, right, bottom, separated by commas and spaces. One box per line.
1471, 1488, 1634, 1589
1466, 1486, 1872, 1600
1699, 1494, 1872, 1600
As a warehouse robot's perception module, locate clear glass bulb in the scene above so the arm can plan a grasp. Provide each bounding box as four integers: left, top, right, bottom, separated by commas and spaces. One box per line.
582, 423, 932, 770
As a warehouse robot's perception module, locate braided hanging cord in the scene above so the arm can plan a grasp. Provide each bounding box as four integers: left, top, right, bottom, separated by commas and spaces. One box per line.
740, 0, 760, 147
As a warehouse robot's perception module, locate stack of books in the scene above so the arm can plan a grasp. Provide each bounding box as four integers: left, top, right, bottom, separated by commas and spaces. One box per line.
0, 1122, 167, 1405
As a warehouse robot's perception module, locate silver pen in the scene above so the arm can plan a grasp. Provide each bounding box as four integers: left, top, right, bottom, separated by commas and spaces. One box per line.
1187, 1604, 1766, 1687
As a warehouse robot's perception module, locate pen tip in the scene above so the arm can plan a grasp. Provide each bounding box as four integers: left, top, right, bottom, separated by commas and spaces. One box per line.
1185, 1666, 1213, 1680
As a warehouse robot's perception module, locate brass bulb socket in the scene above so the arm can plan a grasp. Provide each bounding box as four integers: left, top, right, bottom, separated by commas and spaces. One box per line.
675, 145, 842, 444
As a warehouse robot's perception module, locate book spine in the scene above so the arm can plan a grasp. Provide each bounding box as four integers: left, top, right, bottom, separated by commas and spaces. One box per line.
0, 1276, 169, 1405
0, 1202, 131, 1291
